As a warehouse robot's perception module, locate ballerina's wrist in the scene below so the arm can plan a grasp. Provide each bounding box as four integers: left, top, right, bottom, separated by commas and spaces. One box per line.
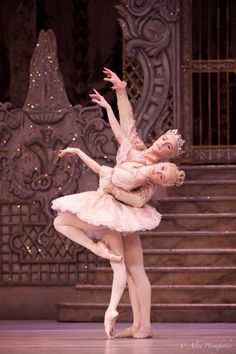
114, 81, 127, 94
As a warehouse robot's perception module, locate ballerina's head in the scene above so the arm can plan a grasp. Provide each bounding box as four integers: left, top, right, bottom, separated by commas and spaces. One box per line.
147, 162, 185, 187
145, 129, 185, 160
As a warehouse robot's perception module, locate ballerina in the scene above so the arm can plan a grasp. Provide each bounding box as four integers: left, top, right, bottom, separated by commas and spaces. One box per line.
52, 75, 185, 338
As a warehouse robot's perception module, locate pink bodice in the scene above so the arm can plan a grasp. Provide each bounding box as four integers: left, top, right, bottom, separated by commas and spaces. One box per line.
99, 137, 150, 192
116, 138, 147, 167
99, 164, 145, 192
112, 165, 144, 191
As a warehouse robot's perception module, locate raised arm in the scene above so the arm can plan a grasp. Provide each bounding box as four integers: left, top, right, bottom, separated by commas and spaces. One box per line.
103, 68, 145, 150
103, 68, 135, 137
58, 147, 101, 174
104, 183, 156, 208
89, 89, 124, 145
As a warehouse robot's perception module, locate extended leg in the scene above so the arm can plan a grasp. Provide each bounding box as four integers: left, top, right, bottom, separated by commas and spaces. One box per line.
54, 212, 122, 262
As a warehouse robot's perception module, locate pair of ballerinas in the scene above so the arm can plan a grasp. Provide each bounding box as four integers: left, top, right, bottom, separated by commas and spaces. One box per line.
52, 68, 185, 339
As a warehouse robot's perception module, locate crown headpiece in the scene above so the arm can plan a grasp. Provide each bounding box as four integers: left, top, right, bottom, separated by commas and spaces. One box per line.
175, 169, 186, 187
166, 129, 185, 155
161, 163, 186, 188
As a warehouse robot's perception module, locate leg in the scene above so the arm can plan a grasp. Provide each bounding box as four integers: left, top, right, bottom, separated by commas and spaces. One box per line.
114, 271, 141, 338
102, 231, 127, 338
116, 232, 152, 339
54, 212, 122, 262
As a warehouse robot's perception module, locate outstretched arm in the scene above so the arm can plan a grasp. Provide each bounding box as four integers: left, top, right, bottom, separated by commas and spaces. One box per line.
89, 89, 124, 145
104, 183, 156, 208
103, 68, 135, 137
58, 147, 101, 174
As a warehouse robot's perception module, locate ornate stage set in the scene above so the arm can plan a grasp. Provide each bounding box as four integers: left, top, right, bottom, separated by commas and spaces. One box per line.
0, 0, 235, 322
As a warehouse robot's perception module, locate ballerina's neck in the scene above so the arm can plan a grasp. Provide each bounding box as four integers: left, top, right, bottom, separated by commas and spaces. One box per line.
142, 148, 159, 163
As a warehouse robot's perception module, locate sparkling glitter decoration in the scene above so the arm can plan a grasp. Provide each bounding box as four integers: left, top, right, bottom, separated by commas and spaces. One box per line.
23, 29, 71, 123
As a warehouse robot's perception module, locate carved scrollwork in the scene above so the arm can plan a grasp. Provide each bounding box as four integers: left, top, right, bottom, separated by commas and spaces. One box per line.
159, 0, 179, 22
117, 0, 179, 142
192, 60, 235, 72
76, 105, 117, 163
193, 148, 236, 163
123, 0, 157, 16
0, 103, 22, 147
0, 154, 8, 178
117, 1, 171, 58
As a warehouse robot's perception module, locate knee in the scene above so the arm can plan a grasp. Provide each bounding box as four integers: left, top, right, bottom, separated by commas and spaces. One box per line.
110, 258, 126, 272
128, 265, 150, 285
53, 213, 65, 231
53, 216, 60, 231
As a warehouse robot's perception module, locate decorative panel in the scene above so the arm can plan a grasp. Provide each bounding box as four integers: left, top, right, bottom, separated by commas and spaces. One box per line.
117, 0, 181, 146
0, 29, 115, 285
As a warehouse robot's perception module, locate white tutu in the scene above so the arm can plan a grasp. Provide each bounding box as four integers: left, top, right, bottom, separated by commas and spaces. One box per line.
52, 189, 161, 233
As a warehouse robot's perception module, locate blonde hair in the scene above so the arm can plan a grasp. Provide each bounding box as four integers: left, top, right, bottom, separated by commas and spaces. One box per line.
161, 163, 185, 187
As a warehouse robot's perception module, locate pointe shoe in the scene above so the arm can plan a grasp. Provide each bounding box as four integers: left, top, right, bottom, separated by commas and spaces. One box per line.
95, 241, 122, 262
114, 326, 138, 338
133, 326, 153, 339
104, 309, 119, 339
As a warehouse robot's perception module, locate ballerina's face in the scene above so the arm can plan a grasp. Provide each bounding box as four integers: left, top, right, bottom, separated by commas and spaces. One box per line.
150, 162, 177, 185
151, 133, 178, 158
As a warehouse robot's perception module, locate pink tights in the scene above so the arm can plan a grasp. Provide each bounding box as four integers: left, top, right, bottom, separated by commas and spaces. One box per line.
123, 233, 151, 331
54, 212, 127, 314
54, 212, 150, 334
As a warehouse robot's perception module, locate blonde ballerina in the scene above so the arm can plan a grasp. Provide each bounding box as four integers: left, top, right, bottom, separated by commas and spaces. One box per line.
52, 71, 185, 338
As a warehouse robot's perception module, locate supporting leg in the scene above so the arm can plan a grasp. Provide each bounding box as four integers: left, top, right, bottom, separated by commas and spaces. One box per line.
102, 231, 127, 338
114, 272, 140, 338
116, 232, 152, 339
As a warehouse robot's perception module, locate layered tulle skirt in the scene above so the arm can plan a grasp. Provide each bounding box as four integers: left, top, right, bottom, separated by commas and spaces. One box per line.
52, 190, 161, 233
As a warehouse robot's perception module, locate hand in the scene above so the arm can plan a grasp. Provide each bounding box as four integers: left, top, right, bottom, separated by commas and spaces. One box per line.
89, 89, 110, 109
58, 147, 79, 158
103, 67, 126, 90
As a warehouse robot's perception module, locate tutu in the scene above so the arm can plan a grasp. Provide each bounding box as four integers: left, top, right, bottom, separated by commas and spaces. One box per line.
52, 189, 161, 233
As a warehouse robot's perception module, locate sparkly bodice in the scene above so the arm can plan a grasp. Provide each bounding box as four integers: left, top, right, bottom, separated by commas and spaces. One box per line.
116, 138, 147, 167
99, 137, 151, 192
99, 165, 146, 192
112, 165, 145, 191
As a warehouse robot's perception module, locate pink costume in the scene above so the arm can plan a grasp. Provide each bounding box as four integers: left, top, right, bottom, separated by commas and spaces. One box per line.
51, 135, 161, 233
100, 138, 150, 192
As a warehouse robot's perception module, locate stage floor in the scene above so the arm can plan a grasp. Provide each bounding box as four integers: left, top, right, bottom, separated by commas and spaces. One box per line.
0, 321, 235, 354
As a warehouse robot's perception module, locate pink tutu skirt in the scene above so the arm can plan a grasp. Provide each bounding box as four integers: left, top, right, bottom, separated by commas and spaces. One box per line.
52, 190, 161, 233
